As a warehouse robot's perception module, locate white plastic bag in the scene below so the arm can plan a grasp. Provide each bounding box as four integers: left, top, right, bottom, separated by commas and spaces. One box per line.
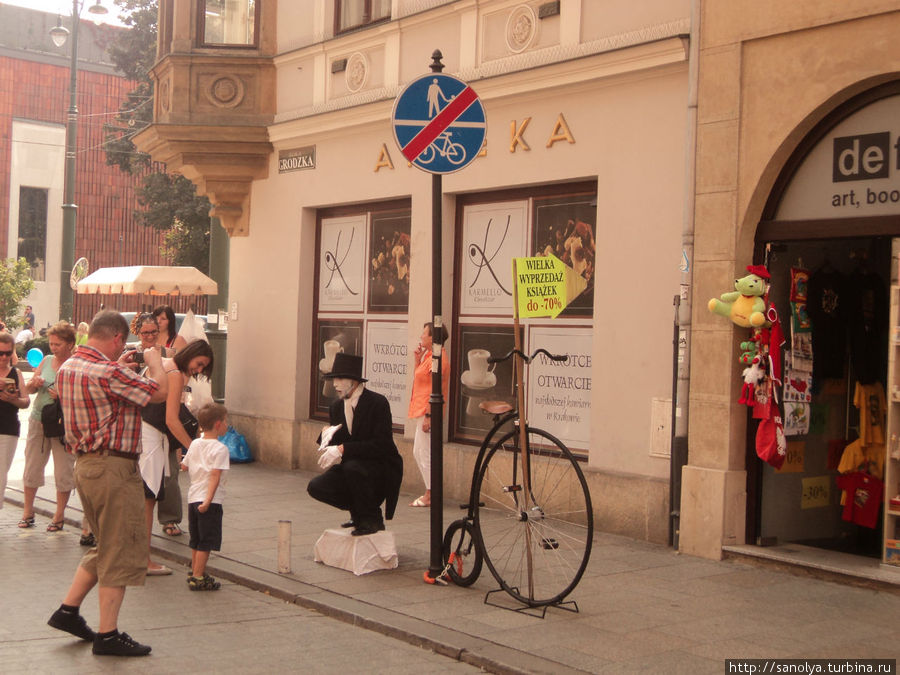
178, 309, 208, 344
185, 375, 214, 415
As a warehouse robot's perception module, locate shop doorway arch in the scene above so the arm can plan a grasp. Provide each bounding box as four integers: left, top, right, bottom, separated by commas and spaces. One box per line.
746, 80, 900, 555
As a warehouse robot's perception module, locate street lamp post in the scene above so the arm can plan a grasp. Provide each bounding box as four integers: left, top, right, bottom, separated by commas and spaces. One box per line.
49, 0, 107, 322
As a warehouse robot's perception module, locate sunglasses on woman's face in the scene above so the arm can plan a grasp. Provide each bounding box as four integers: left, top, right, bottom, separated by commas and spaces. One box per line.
0, 350, 12, 357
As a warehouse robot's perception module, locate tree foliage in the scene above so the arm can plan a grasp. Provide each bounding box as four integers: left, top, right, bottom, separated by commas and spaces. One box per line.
137, 173, 212, 271
102, 0, 211, 271
0, 259, 36, 329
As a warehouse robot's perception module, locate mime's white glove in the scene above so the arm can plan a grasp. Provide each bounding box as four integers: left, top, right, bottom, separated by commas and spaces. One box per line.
318, 424, 342, 452
317, 445, 342, 470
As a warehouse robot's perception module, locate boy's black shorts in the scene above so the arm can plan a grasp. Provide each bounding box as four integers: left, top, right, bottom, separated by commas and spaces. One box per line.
188, 502, 223, 552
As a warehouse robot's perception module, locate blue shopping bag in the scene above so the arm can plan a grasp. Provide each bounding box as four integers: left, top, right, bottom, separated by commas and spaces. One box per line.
220, 426, 253, 463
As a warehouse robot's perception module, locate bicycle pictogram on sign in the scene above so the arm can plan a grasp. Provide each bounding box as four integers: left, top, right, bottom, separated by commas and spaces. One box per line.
392, 73, 487, 175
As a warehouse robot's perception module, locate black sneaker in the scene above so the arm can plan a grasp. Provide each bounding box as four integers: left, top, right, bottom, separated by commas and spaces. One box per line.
92, 631, 151, 656
47, 608, 96, 641
188, 574, 221, 591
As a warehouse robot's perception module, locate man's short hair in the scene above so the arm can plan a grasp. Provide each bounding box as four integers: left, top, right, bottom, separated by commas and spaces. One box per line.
88, 310, 129, 341
196, 402, 227, 432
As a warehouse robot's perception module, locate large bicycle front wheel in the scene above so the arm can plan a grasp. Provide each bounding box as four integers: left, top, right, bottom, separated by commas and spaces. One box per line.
474, 426, 593, 607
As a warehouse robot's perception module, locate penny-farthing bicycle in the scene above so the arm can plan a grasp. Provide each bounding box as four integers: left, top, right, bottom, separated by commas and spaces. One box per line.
442, 345, 594, 612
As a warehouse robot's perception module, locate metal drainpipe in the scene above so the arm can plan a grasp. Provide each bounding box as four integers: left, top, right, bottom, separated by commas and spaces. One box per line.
670, 0, 700, 549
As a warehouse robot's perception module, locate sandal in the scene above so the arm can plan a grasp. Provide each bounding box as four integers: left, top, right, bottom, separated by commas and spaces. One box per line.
79, 533, 96, 547
18, 516, 35, 529
409, 496, 430, 507
47, 521, 64, 532
162, 523, 183, 536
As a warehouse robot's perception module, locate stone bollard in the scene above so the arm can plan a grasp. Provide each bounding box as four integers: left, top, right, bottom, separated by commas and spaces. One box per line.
277, 520, 292, 574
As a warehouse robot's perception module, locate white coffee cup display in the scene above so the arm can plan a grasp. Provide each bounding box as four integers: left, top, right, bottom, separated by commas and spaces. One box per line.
321, 339, 343, 373
461, 348, 497, 390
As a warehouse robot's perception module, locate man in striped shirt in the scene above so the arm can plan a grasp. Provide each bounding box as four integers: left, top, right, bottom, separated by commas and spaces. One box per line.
47, 310, 168, 657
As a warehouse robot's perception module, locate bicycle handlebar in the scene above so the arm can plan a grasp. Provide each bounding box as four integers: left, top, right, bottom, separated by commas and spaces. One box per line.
487, 348, 569, 365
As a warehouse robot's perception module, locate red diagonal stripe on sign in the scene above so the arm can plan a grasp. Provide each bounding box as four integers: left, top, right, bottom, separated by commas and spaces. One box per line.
401, 86, 478, 162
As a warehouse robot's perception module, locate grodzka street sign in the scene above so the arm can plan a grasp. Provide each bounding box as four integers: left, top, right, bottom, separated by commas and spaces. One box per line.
513, 255, 588, 319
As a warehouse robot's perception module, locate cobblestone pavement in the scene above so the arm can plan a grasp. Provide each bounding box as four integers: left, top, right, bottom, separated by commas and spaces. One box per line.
0, 507, 481, 674
4, 387, 900, 673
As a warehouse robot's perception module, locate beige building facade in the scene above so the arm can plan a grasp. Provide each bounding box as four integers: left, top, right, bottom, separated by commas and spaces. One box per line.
138, 0, 693, 547
138, 2, 900, 569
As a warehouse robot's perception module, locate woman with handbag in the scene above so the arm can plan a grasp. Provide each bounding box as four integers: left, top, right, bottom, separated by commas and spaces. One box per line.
139, 334, 212, 574
17, 322, 91, 541
0, 330, 28, 510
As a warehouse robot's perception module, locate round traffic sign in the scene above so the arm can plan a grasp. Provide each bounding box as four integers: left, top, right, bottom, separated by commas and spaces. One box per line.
392, 73, 486, 174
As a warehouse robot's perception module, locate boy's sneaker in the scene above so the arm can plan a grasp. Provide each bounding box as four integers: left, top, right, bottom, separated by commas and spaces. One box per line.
187, 574, 221, 591
47, 608, 95, 641
92, 631, 151, 656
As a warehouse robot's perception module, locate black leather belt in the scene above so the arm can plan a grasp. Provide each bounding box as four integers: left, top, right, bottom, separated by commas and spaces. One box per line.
77, 449, 138, 461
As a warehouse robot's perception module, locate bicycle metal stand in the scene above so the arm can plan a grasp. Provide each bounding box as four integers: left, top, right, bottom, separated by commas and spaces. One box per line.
482, 588, 580, 619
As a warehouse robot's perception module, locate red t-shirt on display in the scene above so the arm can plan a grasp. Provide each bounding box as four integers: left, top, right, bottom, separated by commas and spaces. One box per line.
835, 472, 883, 529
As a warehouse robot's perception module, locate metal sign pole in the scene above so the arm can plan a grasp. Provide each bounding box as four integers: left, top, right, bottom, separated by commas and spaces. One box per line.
428, 50, 445, 580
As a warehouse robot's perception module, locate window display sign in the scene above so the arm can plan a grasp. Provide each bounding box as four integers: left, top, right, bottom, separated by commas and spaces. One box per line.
527, 326, 592, 449
532, 196, 596, 317
364, 321, 409, 425
318, 215, 367, 312
455, 325, 517, 437
368, 212, 411, 312
460, 201, 527, 315
800, 475, 831, 509
314, 320, 363, 415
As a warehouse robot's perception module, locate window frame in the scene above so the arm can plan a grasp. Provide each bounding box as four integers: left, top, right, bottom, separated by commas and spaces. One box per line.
450, 181, 597, 452
17, 186, 48, 282
311, 199, 411, 425
334, 0, 390, 35
198, 0, 261, 48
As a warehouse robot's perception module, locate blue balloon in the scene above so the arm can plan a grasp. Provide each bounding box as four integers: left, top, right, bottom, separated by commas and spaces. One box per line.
26, 348, 43, 368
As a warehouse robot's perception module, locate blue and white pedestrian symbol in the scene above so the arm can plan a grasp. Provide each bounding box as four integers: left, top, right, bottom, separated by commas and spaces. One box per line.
392, 73, 486, 174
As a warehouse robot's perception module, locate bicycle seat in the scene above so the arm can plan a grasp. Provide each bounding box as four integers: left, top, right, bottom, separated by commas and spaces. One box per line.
479, 400, 513, 415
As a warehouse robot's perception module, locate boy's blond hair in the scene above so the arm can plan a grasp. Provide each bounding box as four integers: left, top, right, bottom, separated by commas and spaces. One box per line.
197, 402, 227, 432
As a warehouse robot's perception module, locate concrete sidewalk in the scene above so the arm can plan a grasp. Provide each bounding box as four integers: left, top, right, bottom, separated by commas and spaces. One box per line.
6, 456, 900, 674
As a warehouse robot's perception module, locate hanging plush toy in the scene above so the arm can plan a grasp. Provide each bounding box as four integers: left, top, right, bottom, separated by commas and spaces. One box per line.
738, 355, 766, 406
708, 265, 770, 328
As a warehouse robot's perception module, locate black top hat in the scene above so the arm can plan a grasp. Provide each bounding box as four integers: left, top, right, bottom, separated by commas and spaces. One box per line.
323, 352, 367, 382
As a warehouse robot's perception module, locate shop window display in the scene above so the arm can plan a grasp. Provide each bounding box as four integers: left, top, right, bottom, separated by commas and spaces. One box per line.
452, 185, 596, 451
312, 206, 411, 424
755, 238, 890, 557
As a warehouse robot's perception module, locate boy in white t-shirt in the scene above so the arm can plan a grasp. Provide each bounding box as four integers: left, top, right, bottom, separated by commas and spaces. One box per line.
180, 403, 230, 591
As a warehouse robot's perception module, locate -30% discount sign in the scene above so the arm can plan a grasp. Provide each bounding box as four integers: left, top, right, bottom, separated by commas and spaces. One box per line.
512, 255, 587, 319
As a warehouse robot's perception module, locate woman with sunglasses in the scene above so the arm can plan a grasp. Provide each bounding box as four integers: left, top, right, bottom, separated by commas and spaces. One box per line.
18, 322, 77, 532
152, 305, 187, 356
0, 331, 30, 514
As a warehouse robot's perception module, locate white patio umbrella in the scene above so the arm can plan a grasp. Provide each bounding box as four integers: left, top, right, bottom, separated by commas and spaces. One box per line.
75, 266, 218, 296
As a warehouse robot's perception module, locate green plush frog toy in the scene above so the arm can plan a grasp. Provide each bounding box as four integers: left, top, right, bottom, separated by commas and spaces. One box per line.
708, 265, 769, 328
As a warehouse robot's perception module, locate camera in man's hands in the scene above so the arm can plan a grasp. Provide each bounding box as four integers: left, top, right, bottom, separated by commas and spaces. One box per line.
132, 351, 145, 364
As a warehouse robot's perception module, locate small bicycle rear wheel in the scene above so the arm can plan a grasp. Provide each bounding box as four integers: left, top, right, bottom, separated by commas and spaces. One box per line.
442, 519, 482, 586
474, 426, 593, 607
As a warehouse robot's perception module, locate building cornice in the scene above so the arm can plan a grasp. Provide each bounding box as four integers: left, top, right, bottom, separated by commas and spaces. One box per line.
269, 33, 688, 144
